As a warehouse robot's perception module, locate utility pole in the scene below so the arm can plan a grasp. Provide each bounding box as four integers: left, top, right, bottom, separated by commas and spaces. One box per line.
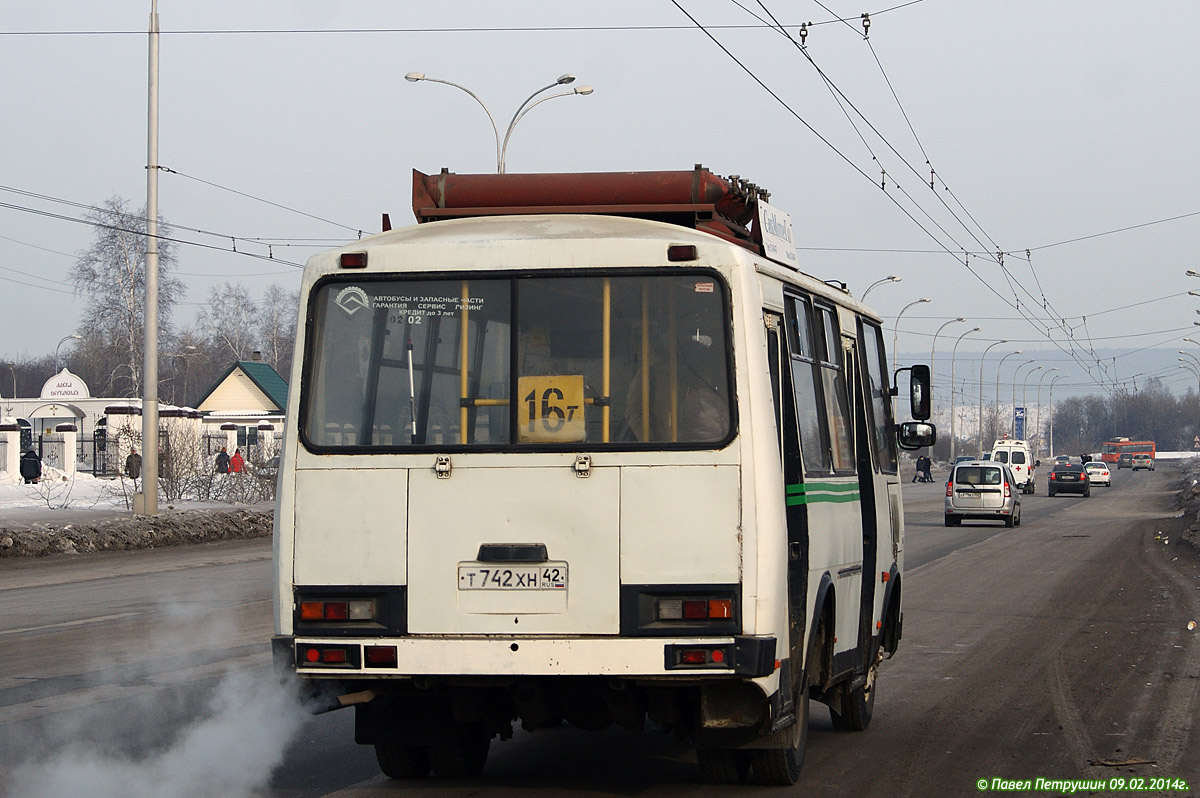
139, 0, 160, 515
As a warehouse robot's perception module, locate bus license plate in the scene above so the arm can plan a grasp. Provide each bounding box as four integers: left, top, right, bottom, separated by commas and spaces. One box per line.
458, 563, 568, 591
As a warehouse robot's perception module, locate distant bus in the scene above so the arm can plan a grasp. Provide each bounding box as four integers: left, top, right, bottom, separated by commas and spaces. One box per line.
1100, 439, 1156, 467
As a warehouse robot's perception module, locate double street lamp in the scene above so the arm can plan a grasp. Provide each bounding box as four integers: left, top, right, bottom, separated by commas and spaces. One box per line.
405, 72, 593, 174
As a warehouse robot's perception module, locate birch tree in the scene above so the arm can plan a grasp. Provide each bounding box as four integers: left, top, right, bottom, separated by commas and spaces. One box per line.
69, 196, 183, 395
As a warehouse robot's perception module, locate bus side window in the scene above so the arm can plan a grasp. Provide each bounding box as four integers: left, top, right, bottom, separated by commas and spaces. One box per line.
857, 320, 898, 474
815, 304, 854, 473
784, 295, 832, 474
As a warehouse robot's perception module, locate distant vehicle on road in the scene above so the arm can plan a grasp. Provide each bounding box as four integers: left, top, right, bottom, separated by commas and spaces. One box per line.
1102, 438, 1155, 468
1132, 453, 1155, 471
944, 461, 1021, 528
1083, 461, 1111, 487
1048, 463, 1090, 497
990, 438, 1038, 495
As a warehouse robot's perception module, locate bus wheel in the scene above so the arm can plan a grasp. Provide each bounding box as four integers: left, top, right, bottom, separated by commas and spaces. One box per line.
749, 677, 808, 785
830, 655, 876, 732
374, 740, 430, 779
428, 724, 490, 779
696, 748, 751, 784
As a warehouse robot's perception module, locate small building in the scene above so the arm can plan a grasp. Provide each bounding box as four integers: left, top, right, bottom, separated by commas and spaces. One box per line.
194, 358, 288, 457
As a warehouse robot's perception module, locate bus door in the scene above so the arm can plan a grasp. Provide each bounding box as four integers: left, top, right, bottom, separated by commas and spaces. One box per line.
766, 310, 805, 716
846, 338, 878, 666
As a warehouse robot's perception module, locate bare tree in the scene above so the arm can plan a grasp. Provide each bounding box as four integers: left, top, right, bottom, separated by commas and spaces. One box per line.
257, 283, 299, 377
199, 282, 259, 362
69, 197, 184, 395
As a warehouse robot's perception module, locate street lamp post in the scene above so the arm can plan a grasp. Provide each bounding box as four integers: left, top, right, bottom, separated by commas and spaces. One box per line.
1034, 367, 1059, 458
1179, 360, 1200, 395
948, 327, 980, 460
994, 351, 1023, 437
929, 318, 966, 415
55, 334, 83, 371
977, 339, 1008, 456
1048, 374, 1065, 456
891, 298, 932, 376
1021, 365, 1043, 443
1011, 360, 1037, 437
860, 275, 900, 302
405, 72, 593, 174
4, 362, 15, 416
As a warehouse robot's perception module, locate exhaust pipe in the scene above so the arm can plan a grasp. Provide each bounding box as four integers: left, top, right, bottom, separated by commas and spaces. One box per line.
309, 689, 376, 715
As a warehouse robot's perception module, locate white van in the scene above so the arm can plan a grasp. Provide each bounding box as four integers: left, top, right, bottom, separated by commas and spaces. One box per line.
989, 438, 1038, 494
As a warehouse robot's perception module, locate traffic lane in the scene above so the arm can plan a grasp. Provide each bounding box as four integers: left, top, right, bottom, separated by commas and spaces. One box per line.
900, 465, 1156, 570
0, 540, 275, 771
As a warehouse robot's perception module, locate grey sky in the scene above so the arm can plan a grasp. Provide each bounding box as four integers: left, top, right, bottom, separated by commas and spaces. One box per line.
2, 1, 1198, 403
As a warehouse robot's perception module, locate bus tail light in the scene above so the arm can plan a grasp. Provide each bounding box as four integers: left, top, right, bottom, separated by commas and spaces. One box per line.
297, 644, 360, 668
298, 599, 377, 622
658, 597, 733, 621
364, 645, 397, 668
665, 644, 734, 669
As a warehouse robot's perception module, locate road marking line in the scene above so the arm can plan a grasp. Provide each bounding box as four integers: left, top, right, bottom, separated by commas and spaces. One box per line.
0, 612, 141, 637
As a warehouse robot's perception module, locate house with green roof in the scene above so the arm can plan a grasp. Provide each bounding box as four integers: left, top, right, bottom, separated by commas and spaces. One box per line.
195, 355, 288, 454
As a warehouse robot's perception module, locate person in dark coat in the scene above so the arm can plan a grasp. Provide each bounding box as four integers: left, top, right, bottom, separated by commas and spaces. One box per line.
124, 448, 142, 480
215, 446, 230, 474
921, 456, 933, 482
20, 449, 41, 484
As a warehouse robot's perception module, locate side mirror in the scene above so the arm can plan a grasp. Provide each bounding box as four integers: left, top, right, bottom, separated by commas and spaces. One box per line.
897, 421, 936, 451
909, 364, 931, 420
1034, 459, 1041, 467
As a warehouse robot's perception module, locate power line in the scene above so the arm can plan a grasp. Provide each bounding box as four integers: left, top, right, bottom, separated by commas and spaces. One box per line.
156, 166, 364, 235
0, 198, 305, 269
0, 7, 928, 37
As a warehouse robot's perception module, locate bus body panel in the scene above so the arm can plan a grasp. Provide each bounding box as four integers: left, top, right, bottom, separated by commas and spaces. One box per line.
294, 468, 408, 586
407, 465, 620, 635
618, 464, 742, 586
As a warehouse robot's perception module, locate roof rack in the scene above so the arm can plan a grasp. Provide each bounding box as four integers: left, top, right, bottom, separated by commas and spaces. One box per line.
409, 165, 771, 254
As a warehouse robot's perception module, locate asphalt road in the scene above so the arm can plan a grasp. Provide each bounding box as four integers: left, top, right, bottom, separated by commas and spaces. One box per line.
1, 468, 1197, 797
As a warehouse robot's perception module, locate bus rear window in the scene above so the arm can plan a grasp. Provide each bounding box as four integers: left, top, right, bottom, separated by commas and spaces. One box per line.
300, 272, 733, 450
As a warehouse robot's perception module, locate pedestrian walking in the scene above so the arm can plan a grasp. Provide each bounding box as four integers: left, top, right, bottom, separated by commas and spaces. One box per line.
20, 449, 42, 484
124, 448, 142, 481
215, 446, 230, 474
230, 447, 245, 474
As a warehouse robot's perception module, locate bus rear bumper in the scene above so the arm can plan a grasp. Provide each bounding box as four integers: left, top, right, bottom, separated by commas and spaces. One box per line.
274, 634, 776, 680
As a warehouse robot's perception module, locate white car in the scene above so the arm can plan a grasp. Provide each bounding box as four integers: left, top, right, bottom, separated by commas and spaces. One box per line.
1132, 453, 1155, 471
1083, 461, 1111, 486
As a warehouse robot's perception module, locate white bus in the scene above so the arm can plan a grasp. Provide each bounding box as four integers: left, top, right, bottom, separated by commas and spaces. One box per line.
272, 167, 935, 785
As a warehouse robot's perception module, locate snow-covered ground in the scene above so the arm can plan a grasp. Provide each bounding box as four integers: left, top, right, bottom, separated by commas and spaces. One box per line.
0, 468, 128, 512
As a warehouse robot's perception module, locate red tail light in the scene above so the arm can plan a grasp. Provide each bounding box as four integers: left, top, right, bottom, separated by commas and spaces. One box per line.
945, 482, 952, 497
1049, 472, 1057, 480
1004, 482, 1011, 498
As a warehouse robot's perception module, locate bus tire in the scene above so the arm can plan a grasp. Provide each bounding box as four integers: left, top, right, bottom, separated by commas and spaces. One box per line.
374, 740, 430, 780
830, 659, 876, 732
428, 724, 490, 779
696, 748, 751, 784
749, 676, 808, 785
